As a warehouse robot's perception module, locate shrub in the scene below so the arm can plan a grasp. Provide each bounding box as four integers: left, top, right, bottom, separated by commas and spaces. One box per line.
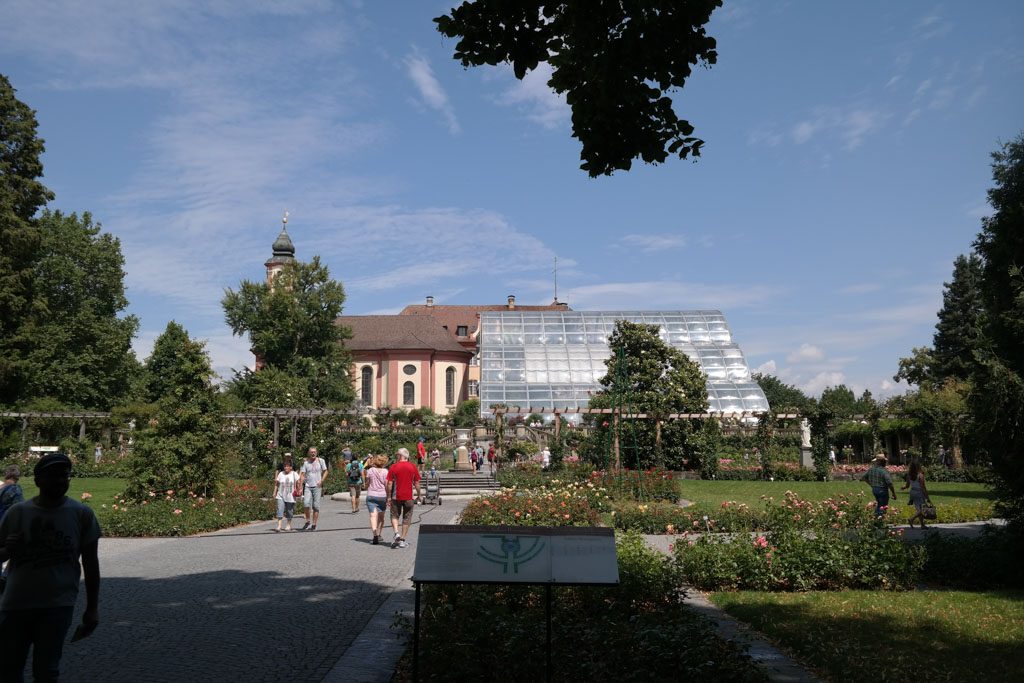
459, 484, 604, 526
402, 532, 765, 681
90, 480, 274, 537
918, 527, 1024, 589
674, 523, 925, 591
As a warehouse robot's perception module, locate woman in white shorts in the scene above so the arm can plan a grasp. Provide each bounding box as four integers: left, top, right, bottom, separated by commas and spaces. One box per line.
273, 458, 300, 532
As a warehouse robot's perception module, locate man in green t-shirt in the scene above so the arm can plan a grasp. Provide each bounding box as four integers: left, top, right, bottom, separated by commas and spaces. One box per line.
0, 453, 102, 680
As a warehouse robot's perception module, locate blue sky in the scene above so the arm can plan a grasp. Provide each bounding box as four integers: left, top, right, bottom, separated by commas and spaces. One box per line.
3, 1, 1022, 397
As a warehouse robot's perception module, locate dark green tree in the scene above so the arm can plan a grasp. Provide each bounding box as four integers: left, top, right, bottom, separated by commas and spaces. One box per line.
435, 0, 722, 177
933, 254, 985, 382
143, 321, 190, 403
451, 398, 480, 428
20, 211, 139, 409
752, 372, 813, 413
970, 133, 1024, 525
894, 346, 937, 389
125, 322, 224, 499
819, 385, 858, 418
0, 74, 54, 405
222, 257, 353, 406
589, 320, 708, 468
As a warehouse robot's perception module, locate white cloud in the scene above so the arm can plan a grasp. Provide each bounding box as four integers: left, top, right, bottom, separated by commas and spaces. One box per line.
840, 283, 883, 295
784, 107, 887, 150
786, 343, 825, 363
753, 360, 777, 375
618, 234, 687, 252
802, 371, 846, 396
405, 53, 460, 134
497, 62, 569, 129
561, 281, 783, 311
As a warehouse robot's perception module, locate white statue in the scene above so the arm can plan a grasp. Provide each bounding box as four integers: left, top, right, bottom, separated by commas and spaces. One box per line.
800, 418, 811, 448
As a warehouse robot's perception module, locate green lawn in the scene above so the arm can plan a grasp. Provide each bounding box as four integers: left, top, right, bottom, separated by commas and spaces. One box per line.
710, 590, 1024, 683
17, 476, 125, 504
681, 480, 994, 508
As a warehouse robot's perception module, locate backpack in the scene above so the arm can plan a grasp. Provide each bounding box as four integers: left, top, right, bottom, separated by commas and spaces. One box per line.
347, 461, 362, 484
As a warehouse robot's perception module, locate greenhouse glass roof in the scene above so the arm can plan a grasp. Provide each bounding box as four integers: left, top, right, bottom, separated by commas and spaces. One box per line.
477, 310, 769, 416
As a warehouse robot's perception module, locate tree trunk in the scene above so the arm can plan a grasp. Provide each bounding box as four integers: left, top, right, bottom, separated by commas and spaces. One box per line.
613, 411, 621, 471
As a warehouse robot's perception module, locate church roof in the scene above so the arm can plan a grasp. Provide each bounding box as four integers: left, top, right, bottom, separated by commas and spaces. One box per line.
337, 316, 472, 355
399, 302, 571, 339
271, 226, 295, 258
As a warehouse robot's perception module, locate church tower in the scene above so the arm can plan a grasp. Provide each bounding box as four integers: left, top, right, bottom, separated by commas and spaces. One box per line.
264, 212, 295, 285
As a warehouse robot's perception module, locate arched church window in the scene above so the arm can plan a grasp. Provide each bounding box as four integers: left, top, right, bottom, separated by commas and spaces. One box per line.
445, 367, 456, 405
361, 366, 373, 404
403, 381, 415, 406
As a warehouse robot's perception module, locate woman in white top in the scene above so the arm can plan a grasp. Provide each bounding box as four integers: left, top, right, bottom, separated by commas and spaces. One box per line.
273, 458, 300, 532
364, 455, 390, 545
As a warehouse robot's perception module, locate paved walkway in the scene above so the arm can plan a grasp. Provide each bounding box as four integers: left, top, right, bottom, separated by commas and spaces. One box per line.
59, 498, 464, 682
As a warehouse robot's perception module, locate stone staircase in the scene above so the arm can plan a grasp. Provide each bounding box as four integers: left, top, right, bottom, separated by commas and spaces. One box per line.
436, 470, 500, 491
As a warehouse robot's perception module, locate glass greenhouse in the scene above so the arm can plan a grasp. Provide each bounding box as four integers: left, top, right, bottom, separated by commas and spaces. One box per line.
477, 310, 769, 417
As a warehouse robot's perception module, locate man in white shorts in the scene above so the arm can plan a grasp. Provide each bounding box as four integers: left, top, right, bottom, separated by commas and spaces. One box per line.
298, 447, 329, 531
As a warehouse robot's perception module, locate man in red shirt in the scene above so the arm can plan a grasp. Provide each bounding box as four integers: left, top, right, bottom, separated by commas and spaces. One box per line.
386, 448, 421, 549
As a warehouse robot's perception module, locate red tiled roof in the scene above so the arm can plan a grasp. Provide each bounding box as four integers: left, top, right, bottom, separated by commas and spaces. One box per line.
400, 302, 571, 339
337, 316, 471, 355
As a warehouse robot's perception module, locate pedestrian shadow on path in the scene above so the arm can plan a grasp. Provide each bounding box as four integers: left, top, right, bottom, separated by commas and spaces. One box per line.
62, 570, 410, 683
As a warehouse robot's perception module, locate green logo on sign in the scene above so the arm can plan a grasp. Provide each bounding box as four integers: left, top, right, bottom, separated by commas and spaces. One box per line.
476, 535, 545, 574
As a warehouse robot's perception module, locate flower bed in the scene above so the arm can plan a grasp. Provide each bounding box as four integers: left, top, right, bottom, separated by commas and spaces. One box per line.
88, 480, 274, 537
460, 482, 605, 526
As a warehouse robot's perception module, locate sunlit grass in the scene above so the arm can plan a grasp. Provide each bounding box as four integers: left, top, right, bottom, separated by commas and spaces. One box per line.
710, 589, 1024, 683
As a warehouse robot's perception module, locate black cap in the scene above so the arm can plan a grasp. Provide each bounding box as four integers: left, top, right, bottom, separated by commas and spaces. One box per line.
34, 452, 73, 476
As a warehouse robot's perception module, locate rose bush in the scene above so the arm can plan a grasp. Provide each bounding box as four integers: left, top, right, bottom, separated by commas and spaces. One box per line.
90, 480, 274, 536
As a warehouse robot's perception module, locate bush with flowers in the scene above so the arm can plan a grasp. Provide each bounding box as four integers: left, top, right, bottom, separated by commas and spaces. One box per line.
613, 491, 894, 534
90, 480, 274, 537
459, 481, 607, 526
672, 520, 925, 591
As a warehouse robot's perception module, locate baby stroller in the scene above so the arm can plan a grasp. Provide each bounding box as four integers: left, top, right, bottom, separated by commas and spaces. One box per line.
423, 467, 442, 505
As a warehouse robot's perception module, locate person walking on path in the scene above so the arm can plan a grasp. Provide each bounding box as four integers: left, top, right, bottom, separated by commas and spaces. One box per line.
0, 453, 102, 682
273, 458, 300, 532
298, 447, 329, 531
386, 448, 421, 549
902, 460, 932, 528
487, 447, 495, 476
346, 456, 364, 514
416, 437, 427, 474
364, 456, 390, 545
488, 444, 496, 472
861, 453, 897, 518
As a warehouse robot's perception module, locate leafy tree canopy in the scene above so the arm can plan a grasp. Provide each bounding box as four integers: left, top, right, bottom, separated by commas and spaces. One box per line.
0, 74, 54, 405
435, 0, 721, 177
126, 322, 224, 499
20, 211, 139, 409
894, 346, 937, 389
752, 372, 813, 413
451, 397, 480, 428
222, 257, 353, 406
933, 253, 985, 383
818, 384, 858, 418
969, 133, 1024, 524
587, 320, 708, 468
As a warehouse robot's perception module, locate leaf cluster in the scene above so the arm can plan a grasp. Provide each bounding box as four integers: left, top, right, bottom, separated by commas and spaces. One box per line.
435, 1, 722, 177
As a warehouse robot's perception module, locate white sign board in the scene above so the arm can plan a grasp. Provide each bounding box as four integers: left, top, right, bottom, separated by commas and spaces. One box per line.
29, 446, 59, 452
413, 525, 618, 585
